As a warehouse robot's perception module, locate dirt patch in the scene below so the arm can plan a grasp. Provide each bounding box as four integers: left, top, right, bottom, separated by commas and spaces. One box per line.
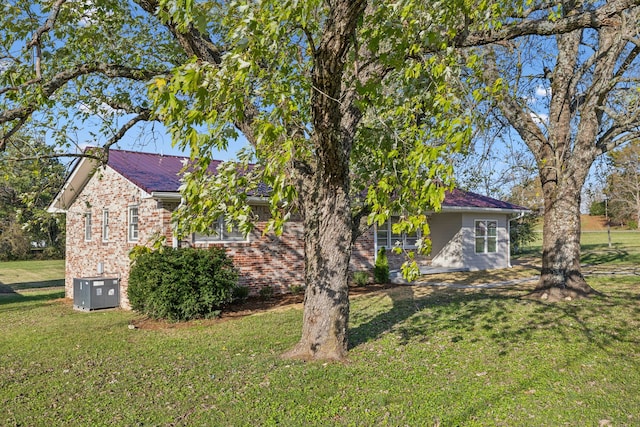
581, 215, 609, 231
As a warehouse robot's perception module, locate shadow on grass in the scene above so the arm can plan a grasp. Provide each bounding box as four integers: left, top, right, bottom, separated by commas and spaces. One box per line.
580, 244, 632, 265
0, 278, 65, 308
0, 289, 65, 307
349, 284, 640, 352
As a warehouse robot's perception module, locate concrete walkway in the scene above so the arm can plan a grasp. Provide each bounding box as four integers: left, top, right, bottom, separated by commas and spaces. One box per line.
414, 276, 539, 290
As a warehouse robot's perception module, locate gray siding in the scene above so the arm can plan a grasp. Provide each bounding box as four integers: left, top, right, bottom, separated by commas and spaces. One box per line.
430, 213, 464, 268
460, 213, 509, 270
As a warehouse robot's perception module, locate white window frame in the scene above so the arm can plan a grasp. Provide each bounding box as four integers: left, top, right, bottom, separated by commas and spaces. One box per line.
475, 220, 498, 254
128, 206, 139, 242
84, 212, 92, 241
102, 209, 109, 242
375, 216, 419, 250
193, 218, 247, 243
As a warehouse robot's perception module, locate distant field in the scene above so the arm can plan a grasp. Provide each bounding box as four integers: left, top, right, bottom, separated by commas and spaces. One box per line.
0, 259, 64, 291
516, 230, 640, 265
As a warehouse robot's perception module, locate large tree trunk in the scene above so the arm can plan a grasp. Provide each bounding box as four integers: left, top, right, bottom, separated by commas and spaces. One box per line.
283, 181, 353, 361
282, 0, 366, 361
534, 180, 597, 301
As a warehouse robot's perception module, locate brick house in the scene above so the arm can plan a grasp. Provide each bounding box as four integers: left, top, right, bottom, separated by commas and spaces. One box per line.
49, 149, 528, 309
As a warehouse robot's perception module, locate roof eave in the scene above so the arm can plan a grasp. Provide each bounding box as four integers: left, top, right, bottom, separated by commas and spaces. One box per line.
439, 206, 532, 214
149, 192, 270, 205
47, 157, 100, 213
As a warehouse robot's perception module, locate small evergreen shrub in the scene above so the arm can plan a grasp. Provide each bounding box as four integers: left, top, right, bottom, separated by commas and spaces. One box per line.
289, 284, 305, 295
259, 285, 274, 300
127, 247, 239, 321
232, 286, 250, 301
374, 247, 390, 283
352, 271, 370, 286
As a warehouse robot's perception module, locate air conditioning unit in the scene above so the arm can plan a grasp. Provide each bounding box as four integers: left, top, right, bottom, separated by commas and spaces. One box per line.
73, 277, 120, 311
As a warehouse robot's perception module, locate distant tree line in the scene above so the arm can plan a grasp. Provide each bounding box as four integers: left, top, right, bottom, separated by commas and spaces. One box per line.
0, 136, 66, 260
589, 141, 640, 230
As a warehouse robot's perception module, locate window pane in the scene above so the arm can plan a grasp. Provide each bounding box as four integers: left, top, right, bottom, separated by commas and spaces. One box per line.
487, 221, 497, 237
475, 237, 485, 253
222, 223, 245, 241
129, 207, 139, 241
376, 222, 389, 247
194, 218, 246, 242
487, 237, 497, 253
103, 210, 109, 241
475, 221, 486, 237
85, 213, 92, 241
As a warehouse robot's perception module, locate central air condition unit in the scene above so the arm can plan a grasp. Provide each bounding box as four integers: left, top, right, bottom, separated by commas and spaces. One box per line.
73, 277, 120, 311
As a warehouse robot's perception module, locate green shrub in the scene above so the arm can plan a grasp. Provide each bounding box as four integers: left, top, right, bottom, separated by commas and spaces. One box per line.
232, 286, 250, 301
510, 213, 538, 254
127, 247, 239, 321
374, 247, 390, 283
289, 284, 305, 295
352, 271, 370, 286
259, 286, 274, 300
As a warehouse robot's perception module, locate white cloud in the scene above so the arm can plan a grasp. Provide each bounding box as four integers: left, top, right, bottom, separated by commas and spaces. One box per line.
530, 112, 549, 124
535, 85, 552, 98
77, 101, 123, 117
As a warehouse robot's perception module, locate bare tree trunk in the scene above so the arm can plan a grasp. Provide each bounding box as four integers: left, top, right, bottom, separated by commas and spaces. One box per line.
534, 180, 597, 301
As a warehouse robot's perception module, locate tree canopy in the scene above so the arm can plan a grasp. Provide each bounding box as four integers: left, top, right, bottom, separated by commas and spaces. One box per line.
0, 136, 65, 260
2, 0, 639, 358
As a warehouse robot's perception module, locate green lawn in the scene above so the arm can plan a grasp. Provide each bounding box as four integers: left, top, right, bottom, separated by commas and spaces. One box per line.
517, 231, 640, 265
2, 273, 640, 424
0, 259, 64, 291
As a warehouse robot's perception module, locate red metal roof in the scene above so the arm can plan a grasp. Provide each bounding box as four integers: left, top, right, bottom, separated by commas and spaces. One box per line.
107, 149, 210, 193
442, 188, 527, 211
107, 149, 527, 211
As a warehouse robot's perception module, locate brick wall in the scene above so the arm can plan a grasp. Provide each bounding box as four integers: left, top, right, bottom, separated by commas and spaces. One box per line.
65, 166, 166, 308
66, 166, 377, 309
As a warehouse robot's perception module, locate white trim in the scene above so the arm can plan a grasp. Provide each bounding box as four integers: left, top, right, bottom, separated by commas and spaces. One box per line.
440, 206, 531, 214
474, 219, 498, 254
48, 157, 100, 213
192, 218, 248, 244
374, 217, 420, 250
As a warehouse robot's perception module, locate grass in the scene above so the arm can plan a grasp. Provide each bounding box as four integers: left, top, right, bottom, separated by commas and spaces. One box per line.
516, 231, 640, 266
2, 237, 640, 425
0, 259, 64, 291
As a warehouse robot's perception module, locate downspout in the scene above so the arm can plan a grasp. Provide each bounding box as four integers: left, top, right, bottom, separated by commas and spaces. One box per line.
172, 197, 185, 249
507, 211, 526, 268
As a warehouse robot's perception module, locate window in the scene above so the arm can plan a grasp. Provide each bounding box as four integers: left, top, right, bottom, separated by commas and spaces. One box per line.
84, 212, 92, 241
128, 206, 139, 242
102, 210, 109, 242
376, 216, 419, 249
475, 220, 497, 253
193, 218, 246, 243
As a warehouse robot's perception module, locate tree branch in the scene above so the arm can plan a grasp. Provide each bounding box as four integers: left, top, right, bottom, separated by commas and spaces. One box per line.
451, 0, 640, 49
26, 0, 67, 79
1, 63, 167, 145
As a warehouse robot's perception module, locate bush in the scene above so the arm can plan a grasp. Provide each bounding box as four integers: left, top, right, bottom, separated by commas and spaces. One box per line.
589, 200, 606, 216
127, 247, 239, 321
510, 213, 538, 254
259, 285, 274, 300
289, 284, 305, 295
232, 286, 250, 301
352, 271, 370, 286
374, 247, 390, 283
